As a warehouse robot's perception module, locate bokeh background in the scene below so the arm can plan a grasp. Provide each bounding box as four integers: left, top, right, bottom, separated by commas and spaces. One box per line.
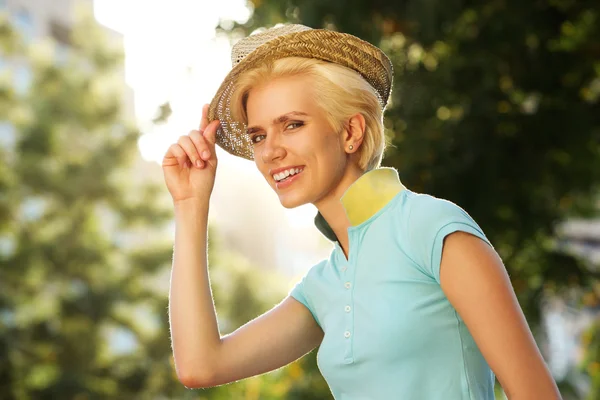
0, 0, 599, 399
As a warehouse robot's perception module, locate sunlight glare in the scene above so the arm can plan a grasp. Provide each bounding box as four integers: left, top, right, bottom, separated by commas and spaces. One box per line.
94, 0, 251, 164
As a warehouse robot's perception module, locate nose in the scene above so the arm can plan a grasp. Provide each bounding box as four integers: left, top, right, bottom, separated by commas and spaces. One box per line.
260, 131, 286, 164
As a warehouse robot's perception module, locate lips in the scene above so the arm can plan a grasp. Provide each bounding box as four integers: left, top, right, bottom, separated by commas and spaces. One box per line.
270, 165, 305, 178
273, 167, 304, 182
275, 168, 304, 189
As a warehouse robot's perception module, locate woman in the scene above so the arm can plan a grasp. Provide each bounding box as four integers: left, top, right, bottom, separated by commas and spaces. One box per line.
162, 24, 561, 399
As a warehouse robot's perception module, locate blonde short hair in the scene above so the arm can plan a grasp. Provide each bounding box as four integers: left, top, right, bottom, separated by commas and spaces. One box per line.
231, 57, 386, 172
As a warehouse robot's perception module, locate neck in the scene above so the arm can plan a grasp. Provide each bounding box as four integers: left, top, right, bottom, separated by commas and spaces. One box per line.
313, 164, 364, 258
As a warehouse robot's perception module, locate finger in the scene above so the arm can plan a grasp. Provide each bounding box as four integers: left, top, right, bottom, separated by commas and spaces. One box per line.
199, 104, 209, 132
177, 135, 204, 168
203, 119, 221, 148
189, 129, 211, 161
164, 143, 189, 168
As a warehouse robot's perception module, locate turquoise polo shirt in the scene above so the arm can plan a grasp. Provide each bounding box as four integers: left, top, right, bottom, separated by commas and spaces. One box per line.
289, 167, 496, 400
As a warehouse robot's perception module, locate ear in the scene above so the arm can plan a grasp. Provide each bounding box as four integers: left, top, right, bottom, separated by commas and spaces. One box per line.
343, 113, 366, 153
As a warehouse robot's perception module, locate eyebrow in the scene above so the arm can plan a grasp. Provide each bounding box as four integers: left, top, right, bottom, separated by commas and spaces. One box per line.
245, 111, 309, 135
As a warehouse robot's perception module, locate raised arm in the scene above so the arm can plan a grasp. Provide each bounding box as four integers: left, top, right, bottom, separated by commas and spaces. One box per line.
163, 105, 322, 389
170, 200, 323, 388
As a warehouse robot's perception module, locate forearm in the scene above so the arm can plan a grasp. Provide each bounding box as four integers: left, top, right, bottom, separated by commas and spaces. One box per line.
502, 363, 562, 400
169, 199, 221, 382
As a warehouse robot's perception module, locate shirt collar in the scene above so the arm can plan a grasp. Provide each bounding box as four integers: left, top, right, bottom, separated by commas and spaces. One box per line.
314, 167, 406, 242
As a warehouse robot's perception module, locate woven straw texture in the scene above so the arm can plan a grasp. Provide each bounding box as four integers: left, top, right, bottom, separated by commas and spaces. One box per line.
208, 24, 393, 160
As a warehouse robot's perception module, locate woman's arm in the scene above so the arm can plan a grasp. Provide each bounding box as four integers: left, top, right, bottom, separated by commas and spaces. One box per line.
169, 199, 323, 388
439, 231, 561, 400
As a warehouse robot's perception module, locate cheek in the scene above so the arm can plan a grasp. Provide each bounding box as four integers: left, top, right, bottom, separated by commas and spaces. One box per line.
319, 133, 345, 165
310, 128, 341, 154
313, 139, 346, 180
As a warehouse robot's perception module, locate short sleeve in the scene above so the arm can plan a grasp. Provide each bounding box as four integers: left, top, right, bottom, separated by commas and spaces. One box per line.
288, 270, 322, 327
407, 193, 493, 284
289, 276, 309, 308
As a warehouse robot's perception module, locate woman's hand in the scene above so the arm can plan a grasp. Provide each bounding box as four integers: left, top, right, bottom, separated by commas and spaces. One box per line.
162, 104, 220, 204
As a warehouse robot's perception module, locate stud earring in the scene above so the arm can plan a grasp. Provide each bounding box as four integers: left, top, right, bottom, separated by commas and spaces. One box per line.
349, 145, 354, 151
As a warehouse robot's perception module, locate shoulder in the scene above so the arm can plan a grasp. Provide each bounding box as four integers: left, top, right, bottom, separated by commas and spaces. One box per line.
401, 190, 491, 282
289, 257, 330, 295
288, 258, 329, 326
405, 191, 470, 224
304, 257, 330, 281
403, 190, 485, 241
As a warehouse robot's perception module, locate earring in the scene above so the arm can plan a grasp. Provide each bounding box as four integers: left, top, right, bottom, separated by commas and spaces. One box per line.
349, 145, 354, 151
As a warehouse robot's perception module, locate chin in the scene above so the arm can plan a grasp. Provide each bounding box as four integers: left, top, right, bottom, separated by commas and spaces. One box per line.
278, 193, 309, 209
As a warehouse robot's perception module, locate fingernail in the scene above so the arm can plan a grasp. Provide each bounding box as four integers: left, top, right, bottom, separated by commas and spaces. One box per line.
201, 150, 210, 160
196, 159, 203, 168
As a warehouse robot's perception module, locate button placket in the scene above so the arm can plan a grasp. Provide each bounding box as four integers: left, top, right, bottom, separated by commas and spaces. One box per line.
342, 230, 357, 364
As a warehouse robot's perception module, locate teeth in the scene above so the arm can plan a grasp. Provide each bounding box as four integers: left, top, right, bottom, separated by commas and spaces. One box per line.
274, 167, 303, 181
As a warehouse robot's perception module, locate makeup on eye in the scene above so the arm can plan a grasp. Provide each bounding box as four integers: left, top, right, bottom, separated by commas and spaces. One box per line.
245, 111, 309, 136
250, 134, 265, 144
249, 121, 305, 144
286, 121, 304, 130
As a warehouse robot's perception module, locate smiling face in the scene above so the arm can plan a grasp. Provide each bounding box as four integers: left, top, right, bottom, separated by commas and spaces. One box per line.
246, 75, 351, 209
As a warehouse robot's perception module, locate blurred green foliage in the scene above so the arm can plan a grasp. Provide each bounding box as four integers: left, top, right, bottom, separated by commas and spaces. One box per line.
0, 6, 329, 400
0, 7, 180, 399
220, 0, 600, 398
1, 0, 599, 399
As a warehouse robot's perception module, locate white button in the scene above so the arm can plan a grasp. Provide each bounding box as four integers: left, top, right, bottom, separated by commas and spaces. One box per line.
341, 266, 347, 272
344, 331, 351, 338
344, 282, 351, 289
345, 305, 351, 312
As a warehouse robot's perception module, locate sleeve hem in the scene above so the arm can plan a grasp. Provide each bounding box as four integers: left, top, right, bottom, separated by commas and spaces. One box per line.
429, 221, 493, 283
289, 286, 321, 327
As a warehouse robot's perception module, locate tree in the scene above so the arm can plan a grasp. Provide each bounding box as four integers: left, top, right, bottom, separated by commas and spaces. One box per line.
221, 0, 600, 398
0, 7, 330, 398
0, 7, 185, 398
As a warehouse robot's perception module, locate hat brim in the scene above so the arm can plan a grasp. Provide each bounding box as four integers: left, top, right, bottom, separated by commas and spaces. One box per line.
208, 29, 393, 161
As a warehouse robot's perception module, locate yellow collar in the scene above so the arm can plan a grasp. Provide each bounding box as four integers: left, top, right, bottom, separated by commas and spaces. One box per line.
314, 167, 406, 242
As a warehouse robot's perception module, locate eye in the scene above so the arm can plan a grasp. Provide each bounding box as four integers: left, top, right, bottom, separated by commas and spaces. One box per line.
286, 121, 304, 130
251, 134, 265, 145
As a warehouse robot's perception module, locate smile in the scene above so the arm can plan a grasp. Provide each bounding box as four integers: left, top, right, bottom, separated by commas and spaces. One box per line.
274, 167, 305, 189
273, 167, 305, 182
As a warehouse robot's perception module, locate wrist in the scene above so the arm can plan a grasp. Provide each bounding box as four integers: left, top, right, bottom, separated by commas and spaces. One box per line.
174, 197, 210, 217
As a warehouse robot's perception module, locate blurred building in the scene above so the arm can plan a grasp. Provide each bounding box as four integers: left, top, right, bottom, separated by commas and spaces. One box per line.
0, 0, 329, 280
0, 0, 135, 147
0, 0, 168, 239
0, 0, 171, 357
544, 219, 600, 395
560, 219, 600, 265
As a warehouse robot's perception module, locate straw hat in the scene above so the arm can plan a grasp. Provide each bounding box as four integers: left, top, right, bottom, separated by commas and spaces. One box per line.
207, 24, 393, 160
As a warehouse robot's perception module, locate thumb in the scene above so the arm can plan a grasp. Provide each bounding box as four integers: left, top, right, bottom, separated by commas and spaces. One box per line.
203, 120, 220, 148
